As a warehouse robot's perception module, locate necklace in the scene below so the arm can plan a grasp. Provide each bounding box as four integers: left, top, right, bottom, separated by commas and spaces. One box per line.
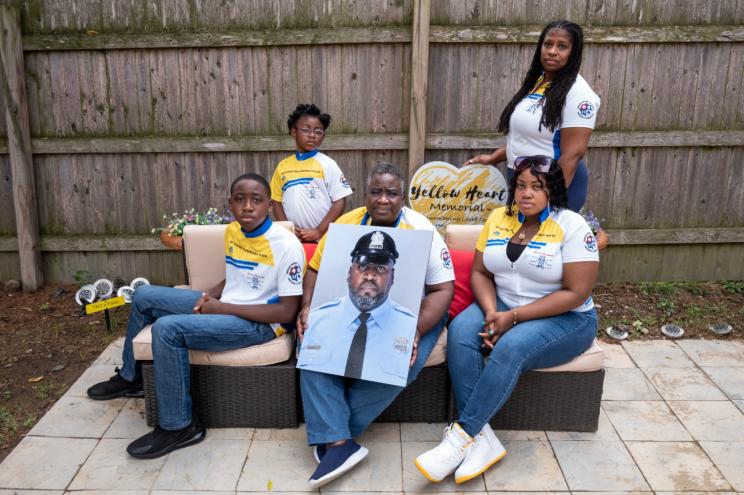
518, 231, 526, 241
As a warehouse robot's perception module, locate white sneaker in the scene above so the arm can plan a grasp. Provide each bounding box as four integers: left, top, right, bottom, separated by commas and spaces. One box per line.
454, 423, 507, 484
414, 423, 473, 482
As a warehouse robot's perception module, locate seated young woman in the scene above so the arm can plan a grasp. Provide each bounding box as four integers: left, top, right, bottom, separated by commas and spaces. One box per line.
414, 155, 600, 484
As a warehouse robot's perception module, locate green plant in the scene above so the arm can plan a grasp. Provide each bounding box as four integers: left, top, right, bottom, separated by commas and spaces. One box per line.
39, 302, 50, 311
72, 270, 93, 287
723, 280, 744, 294
685, 304, 703, 318
640, 282, 678, 296
675, 281, 706, 296
153, 207, 233, 237
32, 381, 57, 401
22, 415, 37, 428
0, 407, 16, 433
657, 299, 676, 316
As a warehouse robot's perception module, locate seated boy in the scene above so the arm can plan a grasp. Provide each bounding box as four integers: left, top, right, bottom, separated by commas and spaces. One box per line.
271, 103, 353, 242
86, 172, 305, 459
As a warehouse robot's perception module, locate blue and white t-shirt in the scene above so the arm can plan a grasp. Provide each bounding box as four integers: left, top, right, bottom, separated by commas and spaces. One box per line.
506, 74, 600, 169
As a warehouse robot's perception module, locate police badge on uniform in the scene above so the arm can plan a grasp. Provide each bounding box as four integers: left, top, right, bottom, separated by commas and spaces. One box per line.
393, 336, 409, 353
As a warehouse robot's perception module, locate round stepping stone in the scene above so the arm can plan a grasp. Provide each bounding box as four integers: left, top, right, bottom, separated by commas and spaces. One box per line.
661, 324, 685, 338
605, 325, 630, 340
708, 323, 732, 335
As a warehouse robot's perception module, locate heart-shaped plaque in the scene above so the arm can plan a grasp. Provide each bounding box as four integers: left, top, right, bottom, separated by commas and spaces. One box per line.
409, 162, 508, 234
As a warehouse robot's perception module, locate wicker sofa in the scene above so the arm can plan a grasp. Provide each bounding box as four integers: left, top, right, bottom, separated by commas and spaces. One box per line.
135, 223, 604, 432
134, 223, 449, 428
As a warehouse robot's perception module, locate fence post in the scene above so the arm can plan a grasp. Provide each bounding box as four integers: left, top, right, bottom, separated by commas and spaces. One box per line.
0, 4, 43, 291
407, 0, 430, 179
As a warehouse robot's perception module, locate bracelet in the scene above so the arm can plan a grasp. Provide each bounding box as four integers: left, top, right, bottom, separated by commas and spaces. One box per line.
512, 311, 518, 326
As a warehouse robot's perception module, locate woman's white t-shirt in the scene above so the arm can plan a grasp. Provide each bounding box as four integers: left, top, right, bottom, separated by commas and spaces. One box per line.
506, 75, 600, 169
476, 206, 599, 312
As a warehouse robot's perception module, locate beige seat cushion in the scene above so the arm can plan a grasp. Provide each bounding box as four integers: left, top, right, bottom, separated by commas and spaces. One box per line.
534, 338, 604, 372
423, 327, 447, 367
132, 325, 294, 366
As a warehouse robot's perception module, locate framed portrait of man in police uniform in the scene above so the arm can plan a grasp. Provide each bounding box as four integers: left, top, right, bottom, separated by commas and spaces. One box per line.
297, 224, 433, 386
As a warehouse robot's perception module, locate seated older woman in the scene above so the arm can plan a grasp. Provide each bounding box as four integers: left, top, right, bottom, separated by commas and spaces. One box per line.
415, 155, 600, 484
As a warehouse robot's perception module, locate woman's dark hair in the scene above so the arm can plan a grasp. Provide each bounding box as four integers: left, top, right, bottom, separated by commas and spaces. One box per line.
287, 103, 331, 133
230, 172, 271, 196
505, 156, 568, 216
497, 20, 584, 134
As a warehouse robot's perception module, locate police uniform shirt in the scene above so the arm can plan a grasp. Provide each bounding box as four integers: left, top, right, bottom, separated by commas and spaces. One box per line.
505, 74, 601, 169
309, 207, 455, 286
298, 295, 417, 383
220, 219, 305, 335
477, 206, 599, 312
270, 150, 353, 230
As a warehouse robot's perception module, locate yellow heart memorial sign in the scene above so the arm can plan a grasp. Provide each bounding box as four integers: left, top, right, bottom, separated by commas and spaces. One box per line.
409, 162, 508, 234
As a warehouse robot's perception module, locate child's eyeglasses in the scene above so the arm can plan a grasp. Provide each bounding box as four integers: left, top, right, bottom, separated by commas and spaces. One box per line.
297, 127, 325, 137
514, 155, 553, 173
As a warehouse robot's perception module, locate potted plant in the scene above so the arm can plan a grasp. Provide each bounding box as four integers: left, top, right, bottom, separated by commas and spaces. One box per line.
153, 207, 233, 250
580, 208, 608, 250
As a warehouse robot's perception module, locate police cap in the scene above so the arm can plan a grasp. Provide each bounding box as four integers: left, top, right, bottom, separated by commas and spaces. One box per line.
350, 230, 398, 265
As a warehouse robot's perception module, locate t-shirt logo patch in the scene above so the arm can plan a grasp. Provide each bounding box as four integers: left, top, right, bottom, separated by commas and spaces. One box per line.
246, 273, 265, 290
577, 101, 595, 119
287, 262, 302, 285
440, 248, 452, 269
393, 336, 409, 353
584, 233, 598, 252
340, 175, 350, 188
304, 184, 320, 199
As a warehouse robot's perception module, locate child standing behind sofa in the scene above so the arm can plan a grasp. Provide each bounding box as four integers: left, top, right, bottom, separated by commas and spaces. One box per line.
271, 103, 353, 242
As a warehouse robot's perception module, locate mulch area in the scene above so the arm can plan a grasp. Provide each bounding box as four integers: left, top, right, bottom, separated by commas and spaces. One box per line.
0, 280, 742, 461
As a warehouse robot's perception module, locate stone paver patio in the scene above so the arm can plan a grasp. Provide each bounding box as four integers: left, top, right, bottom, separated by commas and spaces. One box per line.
1, 338, 743, 494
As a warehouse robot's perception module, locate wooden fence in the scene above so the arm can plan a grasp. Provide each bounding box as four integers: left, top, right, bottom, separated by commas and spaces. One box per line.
1, 0, 743, 287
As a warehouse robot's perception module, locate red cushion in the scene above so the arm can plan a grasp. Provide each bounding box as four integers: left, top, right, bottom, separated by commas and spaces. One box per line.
302, 243, 318, 266
448, 249, 475, 320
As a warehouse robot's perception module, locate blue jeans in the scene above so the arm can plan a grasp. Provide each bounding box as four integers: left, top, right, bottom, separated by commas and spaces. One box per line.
300, 312, 448, 445
119, 285, 276, 430
448, 300, 597, 437
508, 159, 588, 212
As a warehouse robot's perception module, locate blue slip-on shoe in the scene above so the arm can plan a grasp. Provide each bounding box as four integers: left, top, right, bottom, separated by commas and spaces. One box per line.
308, 440, 369, 488
313, 444, 327, 463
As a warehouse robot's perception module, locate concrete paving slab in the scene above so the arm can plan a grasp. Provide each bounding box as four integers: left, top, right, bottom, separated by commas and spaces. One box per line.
547, 408, 619, 441
237, 440, 317, 492
401, 423, 447, 442
0, 437, 97, 490
93, 338, 124, 366
602, 401, 692, 441
252, 424, 306, 441
29, 395, 125, 438
627, 441, 731, 491
700, 441, 744, 491
677, 340, 744, 367
551, 440, 649, 492
153, 437, 249, 491
602, 344, 636, 368
702, 367, 744, 400
641, 367, 727, 400
68, 438, 165, 491
356, 422, 401, 443
482, 440, 567, 492
602, 369, 661, 400
622, 340, 695, 368
102, 398, 152, 439
668, 400, 744, 441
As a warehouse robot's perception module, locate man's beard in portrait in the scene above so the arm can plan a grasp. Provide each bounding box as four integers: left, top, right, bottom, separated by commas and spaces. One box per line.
349, 281, 386, 312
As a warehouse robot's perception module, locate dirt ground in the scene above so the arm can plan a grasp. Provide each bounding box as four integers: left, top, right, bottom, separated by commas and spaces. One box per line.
0, 280, 742, 462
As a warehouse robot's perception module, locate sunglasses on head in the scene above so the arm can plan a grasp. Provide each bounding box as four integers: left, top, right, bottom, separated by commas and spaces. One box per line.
514, 155, 554, 173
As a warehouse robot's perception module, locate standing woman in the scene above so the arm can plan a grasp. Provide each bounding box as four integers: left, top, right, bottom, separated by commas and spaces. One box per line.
464, 21, 600, 212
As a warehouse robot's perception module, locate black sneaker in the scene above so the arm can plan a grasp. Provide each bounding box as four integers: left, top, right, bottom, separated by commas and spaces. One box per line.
87, 368, 143, 400
127, 418, 206, 459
